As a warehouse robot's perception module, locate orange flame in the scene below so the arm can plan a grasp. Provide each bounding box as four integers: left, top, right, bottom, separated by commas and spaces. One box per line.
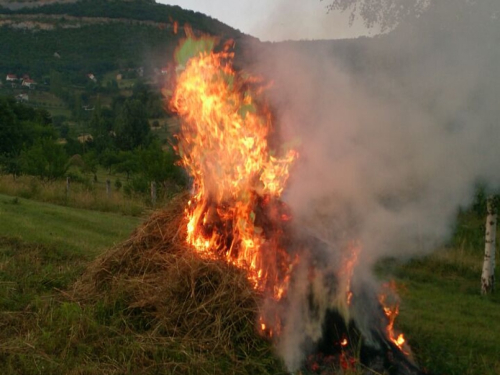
171, 29, 298, 302
379, 281, 408, 354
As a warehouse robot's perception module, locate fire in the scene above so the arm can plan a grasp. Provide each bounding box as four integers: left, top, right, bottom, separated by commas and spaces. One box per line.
379, 281, 408, 354
170, 27, 298, 301
342, 243, 360, 307
169, 27, 415, 371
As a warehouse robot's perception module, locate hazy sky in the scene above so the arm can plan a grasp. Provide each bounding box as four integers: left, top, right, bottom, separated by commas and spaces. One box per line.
156, 0, 371, 41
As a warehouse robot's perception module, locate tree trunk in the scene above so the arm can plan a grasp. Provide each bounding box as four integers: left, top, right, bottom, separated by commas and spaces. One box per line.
481, 196, 496, 294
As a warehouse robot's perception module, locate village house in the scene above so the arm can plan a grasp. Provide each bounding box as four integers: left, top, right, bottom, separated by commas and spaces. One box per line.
16, 93, 29, 103
22, 79, 37, 89
6, 74, 17, 82
87, 73, 97, 82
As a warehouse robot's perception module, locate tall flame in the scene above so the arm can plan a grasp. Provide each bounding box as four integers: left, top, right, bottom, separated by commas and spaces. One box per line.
171, 28, 297, 300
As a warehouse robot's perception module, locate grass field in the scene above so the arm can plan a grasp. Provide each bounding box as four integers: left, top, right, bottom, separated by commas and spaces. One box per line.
0, 175, 149, 217
378, 211, 500, 375
0, 194, 142, 254
0, 192, 499, 374
0, 196, 146, 374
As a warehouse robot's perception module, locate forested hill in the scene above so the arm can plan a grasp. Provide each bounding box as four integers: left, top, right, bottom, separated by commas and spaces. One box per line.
0, 0, 252, 77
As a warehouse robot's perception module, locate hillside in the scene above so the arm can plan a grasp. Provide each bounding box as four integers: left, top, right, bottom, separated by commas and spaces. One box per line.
0, 0, 251, 77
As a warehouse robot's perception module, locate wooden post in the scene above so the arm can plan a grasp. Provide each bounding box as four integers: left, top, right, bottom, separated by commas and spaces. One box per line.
66, 176, 70, 197
481, 196, 497, 294
106, 179, 111, 198
151, 181, 157, 207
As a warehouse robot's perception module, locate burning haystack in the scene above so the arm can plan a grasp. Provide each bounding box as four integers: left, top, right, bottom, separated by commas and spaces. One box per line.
74, 26, 427, 375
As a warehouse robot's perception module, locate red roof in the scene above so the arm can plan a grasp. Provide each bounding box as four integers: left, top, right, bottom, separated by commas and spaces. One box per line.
6, 74, 17, 79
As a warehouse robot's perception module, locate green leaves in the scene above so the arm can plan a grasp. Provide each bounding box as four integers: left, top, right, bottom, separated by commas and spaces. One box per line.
20, 138, 68, 181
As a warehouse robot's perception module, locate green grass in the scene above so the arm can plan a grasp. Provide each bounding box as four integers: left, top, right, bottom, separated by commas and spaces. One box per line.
0, 195, 283, 375
0, 195, 146, 374
0, 192, 499, 374
0, 194, 141, 255
378, 211, 500, 375
0, 175, 148, 217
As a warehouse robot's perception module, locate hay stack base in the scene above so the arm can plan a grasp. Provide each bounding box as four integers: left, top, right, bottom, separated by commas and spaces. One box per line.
72, 193, 284, 374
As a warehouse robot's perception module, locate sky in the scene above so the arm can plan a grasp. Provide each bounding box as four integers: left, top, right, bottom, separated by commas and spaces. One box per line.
156, 0, 371, 41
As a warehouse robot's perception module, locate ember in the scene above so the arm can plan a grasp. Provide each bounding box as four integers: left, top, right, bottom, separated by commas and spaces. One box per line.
169, 26, 426, 375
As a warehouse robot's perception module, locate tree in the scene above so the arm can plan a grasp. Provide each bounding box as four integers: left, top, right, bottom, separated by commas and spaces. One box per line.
0, 98, 57, 178
0, 97, 22, 158
115, 99, 151, 151
82, 151, 99, 181
324, 0, 429, 31
137, 141, 185, 187
481, 197, 497, 294
20, 138, 68, 181
113, 150, 140, 180
325, 0, 499, 32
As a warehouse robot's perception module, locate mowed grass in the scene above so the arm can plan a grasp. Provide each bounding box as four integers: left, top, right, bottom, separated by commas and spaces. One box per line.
1, 192, 499, 374
0, 194, 142, 255
379, 211, 500, 375
0, 196, 145, 374
0, 196, 283, 375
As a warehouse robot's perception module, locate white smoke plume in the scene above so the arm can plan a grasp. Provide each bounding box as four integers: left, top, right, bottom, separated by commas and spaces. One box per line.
248, 0, 500, 369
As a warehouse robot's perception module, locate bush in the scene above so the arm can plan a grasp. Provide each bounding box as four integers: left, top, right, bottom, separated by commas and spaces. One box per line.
124, 176, 149, 196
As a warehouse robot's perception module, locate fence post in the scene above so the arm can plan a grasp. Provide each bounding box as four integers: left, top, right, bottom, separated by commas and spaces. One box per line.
481, 196, 497, 294
151, 181, 157, 208
66, 176, 70, 197
106, 179, 111, 198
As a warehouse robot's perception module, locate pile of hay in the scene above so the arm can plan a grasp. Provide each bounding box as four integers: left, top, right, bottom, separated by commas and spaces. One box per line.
72, 193, 284, 374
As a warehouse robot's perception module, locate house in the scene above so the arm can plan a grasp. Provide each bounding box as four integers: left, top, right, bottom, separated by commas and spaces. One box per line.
77, 134, 93, 143
22, 79, 36, 89
160, 67, 169, 75
16, 93, 29, 102
87, 73, 97, 82
6, 74, 17, 82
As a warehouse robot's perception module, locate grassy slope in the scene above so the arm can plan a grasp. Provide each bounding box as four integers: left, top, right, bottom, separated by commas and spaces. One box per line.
380, 212, 500, 375
0, 195, 283, 375
1, 193, 499, 374
0, 193, 141, 255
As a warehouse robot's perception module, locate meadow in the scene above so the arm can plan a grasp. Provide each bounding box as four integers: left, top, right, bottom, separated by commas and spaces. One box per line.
0, 189, 498, 374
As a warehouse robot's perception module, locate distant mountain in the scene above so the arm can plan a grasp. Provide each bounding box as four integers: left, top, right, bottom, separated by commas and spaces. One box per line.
0, 0, 253, 78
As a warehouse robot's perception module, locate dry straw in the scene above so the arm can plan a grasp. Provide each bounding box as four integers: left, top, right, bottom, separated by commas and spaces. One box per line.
72, 193, 281, 372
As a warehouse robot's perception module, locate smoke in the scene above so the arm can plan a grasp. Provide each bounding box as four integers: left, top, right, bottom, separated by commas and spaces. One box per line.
248, 0, 500, 369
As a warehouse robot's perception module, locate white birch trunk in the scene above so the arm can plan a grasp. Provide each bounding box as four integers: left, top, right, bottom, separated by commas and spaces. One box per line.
481, 196, 496, 294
